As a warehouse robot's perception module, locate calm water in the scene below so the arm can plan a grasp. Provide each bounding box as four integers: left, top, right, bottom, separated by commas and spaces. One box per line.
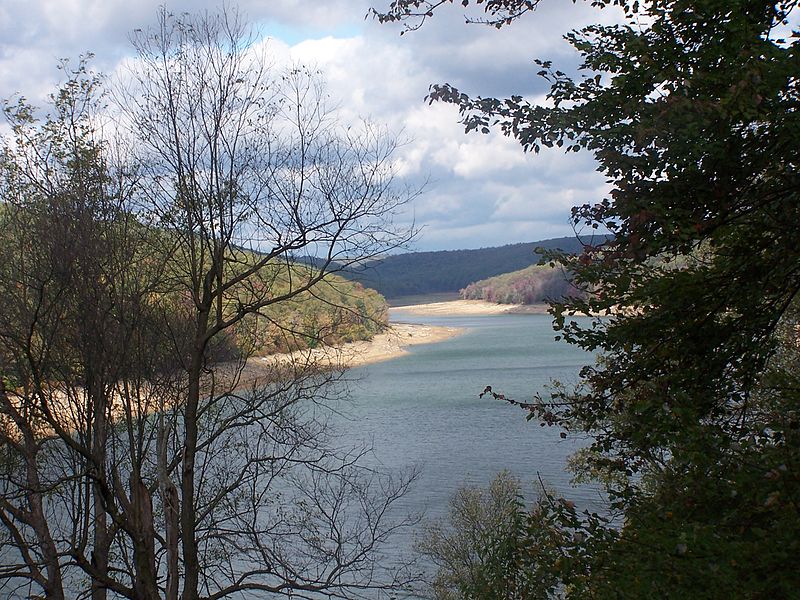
2, 311, 600, 599
332, 311, 605, 591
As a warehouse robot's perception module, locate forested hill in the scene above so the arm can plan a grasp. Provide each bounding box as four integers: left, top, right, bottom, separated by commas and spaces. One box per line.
342, 235, 605, 299
460, 264, 583, 305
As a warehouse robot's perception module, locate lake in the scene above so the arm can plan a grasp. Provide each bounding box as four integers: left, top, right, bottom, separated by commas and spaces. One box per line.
332, 310, 605, 593
0, 310, 600, 599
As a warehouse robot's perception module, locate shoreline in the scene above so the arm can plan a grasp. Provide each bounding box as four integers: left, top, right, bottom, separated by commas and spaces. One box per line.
245, 321, 463, 376
243, 299, 552, 381
389, 299, 551, 316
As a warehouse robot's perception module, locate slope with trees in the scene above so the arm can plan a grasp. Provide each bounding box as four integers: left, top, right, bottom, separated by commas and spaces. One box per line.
344, 235, 601, 298
375, 0, 800, 597
0, 9, 416, 600
225, 263, 389, 355
460, 264, 582, 304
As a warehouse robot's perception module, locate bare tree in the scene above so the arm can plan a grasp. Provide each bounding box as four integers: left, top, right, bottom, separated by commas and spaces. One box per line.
120, 7, 417, 599
0, 7, 418, 600
0, 59, 178, 600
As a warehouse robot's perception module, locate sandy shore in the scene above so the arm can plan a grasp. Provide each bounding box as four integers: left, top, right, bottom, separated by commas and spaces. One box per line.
390, 299, 551, 316
243, 299, 552, 382
245, 321, 463, 377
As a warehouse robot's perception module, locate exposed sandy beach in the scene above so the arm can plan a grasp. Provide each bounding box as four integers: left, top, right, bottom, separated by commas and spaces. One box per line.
246, 321, 463, 377
244, 299, 551, 380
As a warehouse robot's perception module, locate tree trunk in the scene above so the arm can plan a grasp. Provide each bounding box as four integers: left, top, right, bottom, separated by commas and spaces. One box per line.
90, 382, 109, 600
131, 476, 160, 600
25, 440, 66, 600
158, 415, 180, 600
181, 323, 207, 600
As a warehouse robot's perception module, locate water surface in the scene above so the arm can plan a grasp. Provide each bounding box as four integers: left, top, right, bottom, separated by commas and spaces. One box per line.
333, 311, 604, 587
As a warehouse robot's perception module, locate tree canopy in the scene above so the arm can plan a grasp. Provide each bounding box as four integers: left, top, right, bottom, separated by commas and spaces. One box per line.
375, 0, 800, 596
460, 263, 582, 304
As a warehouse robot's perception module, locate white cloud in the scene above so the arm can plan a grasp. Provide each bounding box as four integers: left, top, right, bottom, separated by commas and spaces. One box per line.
0, 0, 622, 251
450, 135, 529, 179
289, 34, 433, 124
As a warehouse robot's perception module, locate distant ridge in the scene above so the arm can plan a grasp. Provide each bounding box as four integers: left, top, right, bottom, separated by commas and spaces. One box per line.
343, 235, 609, 299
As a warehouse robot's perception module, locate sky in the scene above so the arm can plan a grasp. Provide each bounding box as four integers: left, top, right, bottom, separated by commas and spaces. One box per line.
0, 0, 623, 252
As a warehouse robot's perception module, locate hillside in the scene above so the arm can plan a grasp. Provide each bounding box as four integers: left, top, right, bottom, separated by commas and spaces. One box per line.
460, 264, 583, 305
197, 257, 389, 357
251, 270, 388, 355
342, 235, 605, 299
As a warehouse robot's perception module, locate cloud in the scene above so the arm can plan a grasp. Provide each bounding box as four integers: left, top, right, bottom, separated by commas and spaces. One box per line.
1, 0, 620, 251
289, 35, 431, 123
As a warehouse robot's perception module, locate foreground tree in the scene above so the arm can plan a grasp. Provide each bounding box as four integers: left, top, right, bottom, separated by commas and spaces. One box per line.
0, 62, 174, 600
375, 0, 800, 597
417, 472, 561, 600
121, 9, 416, 599
0, 8, 417, 600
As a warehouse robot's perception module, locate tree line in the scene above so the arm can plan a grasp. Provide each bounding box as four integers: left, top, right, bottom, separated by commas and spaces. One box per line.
345, 236, 598, 298
460, 264, 583, 305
